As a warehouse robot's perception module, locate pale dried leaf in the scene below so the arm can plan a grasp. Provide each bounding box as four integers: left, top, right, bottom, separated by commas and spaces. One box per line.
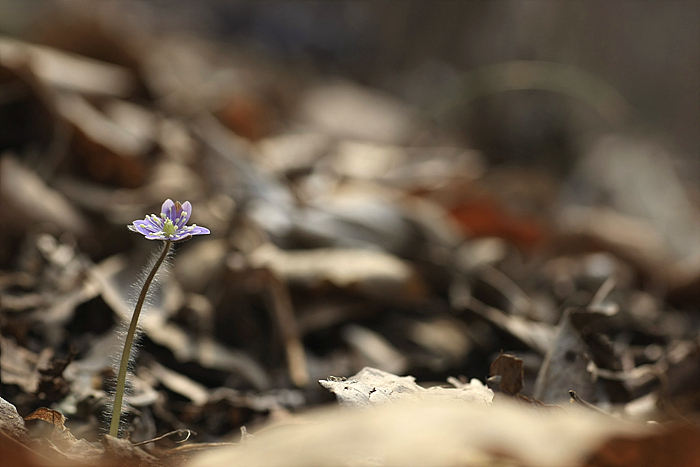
0, 155, 89, 236
188, 398, 650, 467
298, 79, 417, 145
0, 37, 136, 96
319, 367, 493, 407
249, 244, 426, 302
0, 397, 30, 443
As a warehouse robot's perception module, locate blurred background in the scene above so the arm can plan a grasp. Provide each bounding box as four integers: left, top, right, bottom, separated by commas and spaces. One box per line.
1, 0, 699, 448
2, 1, 698, 168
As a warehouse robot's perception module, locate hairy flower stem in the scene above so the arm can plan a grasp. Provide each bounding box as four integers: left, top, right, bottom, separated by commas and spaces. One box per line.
109, 240, 172, 438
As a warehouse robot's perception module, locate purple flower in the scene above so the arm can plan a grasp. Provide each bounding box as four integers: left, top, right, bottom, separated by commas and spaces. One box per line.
129, 199, 210, 242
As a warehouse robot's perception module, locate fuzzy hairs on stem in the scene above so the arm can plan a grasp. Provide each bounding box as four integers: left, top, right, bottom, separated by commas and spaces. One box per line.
109, 240, 172, 438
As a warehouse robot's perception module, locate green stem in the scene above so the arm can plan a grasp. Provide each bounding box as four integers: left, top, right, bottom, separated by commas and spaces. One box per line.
109, 240, 172, 438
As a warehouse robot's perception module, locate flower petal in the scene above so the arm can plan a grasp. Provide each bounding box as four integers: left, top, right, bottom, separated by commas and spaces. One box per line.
181, 201, 192, 225
132, 221, 156, 236
161, 199, 175, 220
146, 217, 164, 230
189, 226, 210, 236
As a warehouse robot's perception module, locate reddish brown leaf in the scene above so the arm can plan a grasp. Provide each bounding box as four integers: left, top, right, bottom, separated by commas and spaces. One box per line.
489, 352, 524, 396
24, 407, 67, 430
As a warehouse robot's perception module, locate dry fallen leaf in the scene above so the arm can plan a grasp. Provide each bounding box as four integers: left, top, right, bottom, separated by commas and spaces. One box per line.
188, 398, 652, 467
489, 352, 524, 396
249, 244, 427, 302
0, 155, 90, 237
0, 36, 136, 97
320, 367, 493, 407
0, 396, 30, 444
24, 407, 67, 429
585, 423, 700, 467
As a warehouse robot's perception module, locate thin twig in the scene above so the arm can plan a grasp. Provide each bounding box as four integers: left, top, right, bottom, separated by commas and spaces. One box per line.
133, 429, 195, 447
588, 275, 617, 311
265, 270, 309, 387
568, 390, 612, 416
167, 442, 238, 453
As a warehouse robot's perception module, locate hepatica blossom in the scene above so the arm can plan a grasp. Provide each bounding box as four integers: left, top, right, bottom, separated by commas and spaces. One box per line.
129, 199, 210, 242
111, 199, 209, 438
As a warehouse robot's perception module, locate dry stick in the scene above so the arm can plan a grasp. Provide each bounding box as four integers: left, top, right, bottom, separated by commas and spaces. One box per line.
588, 275, 617, 311
266, 271, 309, 387
480, 265, 532, 316
109, 240, 172, 438
133, 429, 195, 447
